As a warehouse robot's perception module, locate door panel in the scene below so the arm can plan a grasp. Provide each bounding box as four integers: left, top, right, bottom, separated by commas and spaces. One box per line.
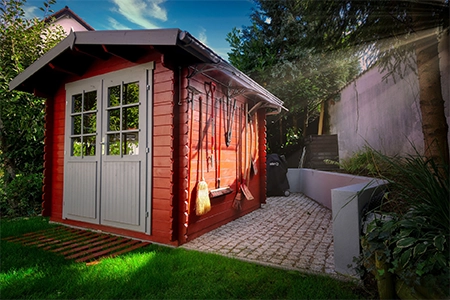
101, 161, 141, 228
64, 62, 154, 233
100, 71, 147, 233
63, 83, 100, 224
64, 161, 98, 221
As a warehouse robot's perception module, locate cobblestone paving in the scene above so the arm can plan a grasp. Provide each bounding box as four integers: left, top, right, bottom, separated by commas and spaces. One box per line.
182, 193, 337, 276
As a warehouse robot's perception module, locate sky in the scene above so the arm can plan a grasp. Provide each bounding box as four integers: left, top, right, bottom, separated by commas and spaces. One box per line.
24, 0, 257, 59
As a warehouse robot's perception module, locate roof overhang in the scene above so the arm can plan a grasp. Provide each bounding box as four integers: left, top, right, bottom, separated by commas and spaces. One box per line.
9, 28, 286, 111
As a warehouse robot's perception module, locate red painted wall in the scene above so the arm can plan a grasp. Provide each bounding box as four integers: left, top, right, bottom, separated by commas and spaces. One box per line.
175, 73, 268, 244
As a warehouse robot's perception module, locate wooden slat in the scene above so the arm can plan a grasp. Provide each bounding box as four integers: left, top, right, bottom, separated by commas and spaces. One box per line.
74, 239, 132, 262
50, 231, 99, 252
65, 236, 119, 258
61, 235, 112, 256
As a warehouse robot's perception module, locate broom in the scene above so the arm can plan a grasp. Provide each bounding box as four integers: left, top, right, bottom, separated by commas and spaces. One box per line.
196, 96, 211, 216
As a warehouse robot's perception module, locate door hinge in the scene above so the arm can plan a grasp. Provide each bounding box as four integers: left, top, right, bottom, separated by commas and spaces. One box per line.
146, 147, 150, 153
146, 211, 149, 218
146, 85, 151, 91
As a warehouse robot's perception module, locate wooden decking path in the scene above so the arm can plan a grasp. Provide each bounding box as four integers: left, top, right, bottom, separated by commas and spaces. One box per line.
2, 226, 150, 264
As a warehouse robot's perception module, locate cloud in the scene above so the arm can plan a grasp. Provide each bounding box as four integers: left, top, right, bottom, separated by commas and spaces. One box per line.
23, 5, 39, 19
110, 0, 167, 29
107, 17, 132, 30
197, 28, 208, 45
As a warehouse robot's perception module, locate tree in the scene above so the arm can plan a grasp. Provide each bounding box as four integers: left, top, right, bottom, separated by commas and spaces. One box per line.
227, 5, 360, 155
289, 0, 449, 164
0, 0, 64, 216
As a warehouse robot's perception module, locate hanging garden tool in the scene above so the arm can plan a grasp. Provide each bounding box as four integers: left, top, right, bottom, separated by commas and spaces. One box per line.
209, 95, 233, 198
210, 82, 216, 171
240, 103, 254, 201
225, 95, 237, 147
196, 96, 211, 216
233, 105, 242, 210
204, 82, 210, 172
251, 112, 258, 175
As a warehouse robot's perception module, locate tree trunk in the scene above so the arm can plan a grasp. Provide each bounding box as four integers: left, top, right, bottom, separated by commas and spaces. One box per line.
415, 34, 449, 165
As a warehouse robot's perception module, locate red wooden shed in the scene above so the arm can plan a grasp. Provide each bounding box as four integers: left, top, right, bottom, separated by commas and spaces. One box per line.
10, 29, 286, 246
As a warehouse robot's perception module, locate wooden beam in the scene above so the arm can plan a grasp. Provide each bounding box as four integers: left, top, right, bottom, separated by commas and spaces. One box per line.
48, 62, 81, 77
102, 44, 147, 62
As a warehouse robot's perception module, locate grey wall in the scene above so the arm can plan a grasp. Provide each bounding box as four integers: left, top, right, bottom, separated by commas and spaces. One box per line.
327, 36, 449, 160
287, 168, 387, 276
287, 168, 373, 209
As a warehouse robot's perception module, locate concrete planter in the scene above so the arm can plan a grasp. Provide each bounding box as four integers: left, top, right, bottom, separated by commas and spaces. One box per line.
287, 168, 387, 277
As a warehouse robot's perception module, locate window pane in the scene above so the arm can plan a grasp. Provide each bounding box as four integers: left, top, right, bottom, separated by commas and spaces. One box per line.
123, 82, 139, 105
71, 137, 82, 156
83, 113, 96, 134
107, 133, 121, 155
73, 94, 82, 113
84, 90, 97, 112
123, 106, 139, 130
72, 115, 81, 135
84, 136, 96, 156
123, 132, 139, 155
108, 109, 120, 131
108, 85, 121, 107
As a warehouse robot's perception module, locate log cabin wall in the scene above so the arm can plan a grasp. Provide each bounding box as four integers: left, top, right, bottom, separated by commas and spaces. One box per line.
178, 72, 267, 243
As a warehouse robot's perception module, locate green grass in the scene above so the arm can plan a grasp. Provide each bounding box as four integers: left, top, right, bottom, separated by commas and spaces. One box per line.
1, 217, 365, 299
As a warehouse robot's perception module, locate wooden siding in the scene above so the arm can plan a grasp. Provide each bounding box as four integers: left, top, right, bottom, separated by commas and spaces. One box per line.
151, 62, 176, 243
177, 73, 267, 243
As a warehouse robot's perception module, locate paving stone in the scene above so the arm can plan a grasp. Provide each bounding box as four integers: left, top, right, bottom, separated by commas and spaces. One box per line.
181, 193, 336, 277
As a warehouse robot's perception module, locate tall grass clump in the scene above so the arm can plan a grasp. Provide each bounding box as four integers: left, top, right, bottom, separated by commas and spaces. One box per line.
355, 149, 449, 299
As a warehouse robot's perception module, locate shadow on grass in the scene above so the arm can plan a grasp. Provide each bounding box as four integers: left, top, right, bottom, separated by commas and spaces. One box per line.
1, 218, 365, 299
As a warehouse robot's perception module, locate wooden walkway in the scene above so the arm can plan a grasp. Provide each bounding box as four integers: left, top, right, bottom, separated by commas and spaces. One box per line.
2, 226, 150, 264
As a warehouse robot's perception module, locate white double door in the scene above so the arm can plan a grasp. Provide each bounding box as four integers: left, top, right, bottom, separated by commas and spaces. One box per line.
63, 63, 153, 233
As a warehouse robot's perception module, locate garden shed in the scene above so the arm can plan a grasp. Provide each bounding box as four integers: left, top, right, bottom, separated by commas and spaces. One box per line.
10, 29, 286, 246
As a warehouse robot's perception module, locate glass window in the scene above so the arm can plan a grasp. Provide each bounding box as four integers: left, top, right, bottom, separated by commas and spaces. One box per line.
123, 106, 139, 130
70, 90, 98, 157
84, 91, 97, 111
72, 94, 82, 113
84, 136, 96, 156
71, 137, 82, 157
108, 85, 121, 107
108, 109, 121, 132
123, 82, 139, 105
107, 133, 121, 155
83, 113, 96, 134
123, 132, 139, 155
105, 81, 140, 156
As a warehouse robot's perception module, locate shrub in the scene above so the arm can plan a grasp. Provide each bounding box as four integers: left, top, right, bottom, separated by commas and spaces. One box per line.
357, 152, 449, 298
325, 146, 395, 177
1, 173, 43, 218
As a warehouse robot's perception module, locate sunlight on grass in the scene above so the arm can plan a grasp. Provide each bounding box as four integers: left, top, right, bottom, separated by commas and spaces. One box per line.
1, 218, 367, 299
89, 251, 157, 279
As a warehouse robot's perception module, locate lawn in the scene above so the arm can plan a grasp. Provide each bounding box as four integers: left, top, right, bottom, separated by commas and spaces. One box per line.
1, 217, 366, 299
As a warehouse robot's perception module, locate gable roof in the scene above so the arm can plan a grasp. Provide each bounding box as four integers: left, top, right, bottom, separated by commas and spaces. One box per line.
46, 6, 95, 31
9, 29, 286, 111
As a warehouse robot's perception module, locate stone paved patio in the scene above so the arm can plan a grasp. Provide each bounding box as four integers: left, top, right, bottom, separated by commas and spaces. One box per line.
182, 193, 339, 277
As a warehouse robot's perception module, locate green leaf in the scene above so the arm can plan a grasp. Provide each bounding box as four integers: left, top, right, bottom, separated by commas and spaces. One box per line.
413, 243, 428, 257
399, 219, 417, 228
399, 248, 412, 269
433, 235, 445, 252
396, 237, 416, 248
